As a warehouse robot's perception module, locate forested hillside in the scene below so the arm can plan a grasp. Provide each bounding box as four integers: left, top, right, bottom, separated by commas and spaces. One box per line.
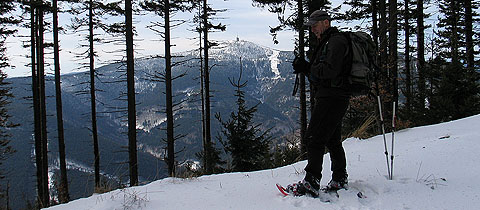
0, 0, 478, 209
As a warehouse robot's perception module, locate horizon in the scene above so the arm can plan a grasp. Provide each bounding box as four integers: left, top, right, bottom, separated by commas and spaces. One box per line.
4, 0, 448, 78
4, 0, 303, 78
5, 38, 293, 79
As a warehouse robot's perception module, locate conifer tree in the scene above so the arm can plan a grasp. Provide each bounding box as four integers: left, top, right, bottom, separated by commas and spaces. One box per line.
429, 0, 480, 122
464, 0, 479, 71
200, 0, 226, 174
125, 0, 137, 186
24, 0, 50, 206
52, 0, 69, 202
69, 0, 123, 190
389, 0, 399, 105
0, 0, 18, 207
403, 0, 412, 112
216, 60, 272, 172
141, 0, 195, 177
416, 0, 427, 120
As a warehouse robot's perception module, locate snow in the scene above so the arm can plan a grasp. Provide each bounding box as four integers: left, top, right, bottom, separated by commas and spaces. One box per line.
44, 114, 480, 210
269, 50, 282, 80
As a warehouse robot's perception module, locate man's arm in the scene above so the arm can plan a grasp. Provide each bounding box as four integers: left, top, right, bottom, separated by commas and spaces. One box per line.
310, 35, 348, 79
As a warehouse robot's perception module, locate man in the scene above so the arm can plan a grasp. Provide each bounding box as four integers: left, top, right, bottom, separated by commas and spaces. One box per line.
289, 10, 351, 197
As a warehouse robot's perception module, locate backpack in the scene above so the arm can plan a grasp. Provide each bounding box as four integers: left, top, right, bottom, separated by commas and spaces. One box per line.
342, 31, 378, 96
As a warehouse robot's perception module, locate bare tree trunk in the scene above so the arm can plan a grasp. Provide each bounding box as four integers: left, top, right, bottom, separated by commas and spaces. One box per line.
464, 0, 474, 71
389, 0, 398, 104
404, 0, 411, 112
125, 0, 138, 186
202, 0, 213, 174
30, 1, 44, 206
37, 4, 49, 206
379, 0, 387, 74
449, 0, 460, 65
88, 0, 101, 190
164, 0, 175, 177
372, 0, 379, 47
198, 4, 207, 171
297, 0, 307, 158
416, 0, 425, 111
52, 0, 69, 202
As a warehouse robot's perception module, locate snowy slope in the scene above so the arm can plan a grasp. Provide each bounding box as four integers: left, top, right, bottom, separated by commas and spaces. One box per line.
44, 114, 480, 210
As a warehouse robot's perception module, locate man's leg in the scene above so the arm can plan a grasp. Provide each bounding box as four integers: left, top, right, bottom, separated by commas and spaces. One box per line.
327, 124, 348, 182
304, 97, 349, 182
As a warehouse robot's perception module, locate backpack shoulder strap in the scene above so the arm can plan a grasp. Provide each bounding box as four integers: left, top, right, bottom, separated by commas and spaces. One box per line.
340, 31, 354, 77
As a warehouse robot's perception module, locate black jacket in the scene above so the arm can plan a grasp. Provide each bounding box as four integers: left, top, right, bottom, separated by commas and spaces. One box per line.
308, 27, 350, 98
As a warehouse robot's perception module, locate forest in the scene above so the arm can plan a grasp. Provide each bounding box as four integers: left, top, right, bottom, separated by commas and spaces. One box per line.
0, 0, 479, 209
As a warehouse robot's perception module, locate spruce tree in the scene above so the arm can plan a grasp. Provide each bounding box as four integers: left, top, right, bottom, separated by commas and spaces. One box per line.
141, 0, 196, 177
200, 0, 226, 174
69, 0, 123, 190
0, 0, 18, 207
464, 0, 479, 71
402, 0, 412, 113
52, 0, 69, 202
416, 0, 427, 122
216, 60, 272, 172
125, 0, 138, 186
389, 0, 399, 105
429, 0, 480, 122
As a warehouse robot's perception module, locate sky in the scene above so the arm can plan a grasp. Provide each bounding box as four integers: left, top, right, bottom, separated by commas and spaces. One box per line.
44, 113, 480, 210
5, 0, 448, 78
4, 0, 313, 78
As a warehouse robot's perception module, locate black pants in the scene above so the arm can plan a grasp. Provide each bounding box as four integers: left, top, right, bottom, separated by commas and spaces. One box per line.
304, 96, 349, 182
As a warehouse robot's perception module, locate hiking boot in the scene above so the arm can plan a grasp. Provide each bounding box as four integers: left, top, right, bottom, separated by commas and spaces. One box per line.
285, 174, 321, 197
304, 173, 320, 191
326, 178, 348, 191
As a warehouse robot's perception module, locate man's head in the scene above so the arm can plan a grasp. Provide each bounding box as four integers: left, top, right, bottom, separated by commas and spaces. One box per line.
305, 10, 331, 39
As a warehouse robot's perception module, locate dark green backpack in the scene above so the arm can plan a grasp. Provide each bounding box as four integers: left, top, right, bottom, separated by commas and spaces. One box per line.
342, 31, 378, 96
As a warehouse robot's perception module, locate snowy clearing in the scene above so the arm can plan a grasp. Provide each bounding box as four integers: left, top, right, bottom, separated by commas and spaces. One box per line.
45, 114, 480, 210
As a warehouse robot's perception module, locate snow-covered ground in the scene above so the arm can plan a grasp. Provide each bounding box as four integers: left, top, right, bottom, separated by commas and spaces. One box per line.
45, 114, 480, 210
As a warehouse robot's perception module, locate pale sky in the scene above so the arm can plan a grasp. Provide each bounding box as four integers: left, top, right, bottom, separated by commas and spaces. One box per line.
5, 0, 305, 78
10, 0, 437, 78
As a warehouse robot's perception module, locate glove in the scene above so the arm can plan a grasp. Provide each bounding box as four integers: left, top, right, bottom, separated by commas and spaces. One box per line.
292, 57, 310, 74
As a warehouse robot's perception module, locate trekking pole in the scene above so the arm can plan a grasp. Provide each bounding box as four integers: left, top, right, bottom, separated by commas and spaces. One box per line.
390, 102, 396, 180
292, 74, 299, 96
377, 95, 391, 179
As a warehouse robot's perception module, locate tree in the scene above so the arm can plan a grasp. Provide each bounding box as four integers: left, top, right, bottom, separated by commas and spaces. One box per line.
464, 0, 479, 71
19, 0, 49, 206
0, 0, 18, 208
437, 0, 462, 64
428, 0, 480, 122
200, 0, 226, 174
25, 0, 50, 206
87, 0, 100, 191
26, 1, 43, 207
216, 59, 272, 172
402, 0, 412, 112
189, 1, 225, 174
416, 0, 426, 119
125, 0, 138, 186
52, 0, 70, 202
141, 0, 195, 177
389, 0, 399, 105
193, 2, 208, 173
202, 0, 213, 174
69, 0, 123, 190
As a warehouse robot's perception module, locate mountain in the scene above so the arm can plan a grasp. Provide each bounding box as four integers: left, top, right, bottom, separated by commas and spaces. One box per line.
42, 114, 480, 210
4, 40, 298, 208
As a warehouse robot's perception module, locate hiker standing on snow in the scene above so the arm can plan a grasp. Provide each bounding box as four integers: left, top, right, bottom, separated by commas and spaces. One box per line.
290, 10, 351, 197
